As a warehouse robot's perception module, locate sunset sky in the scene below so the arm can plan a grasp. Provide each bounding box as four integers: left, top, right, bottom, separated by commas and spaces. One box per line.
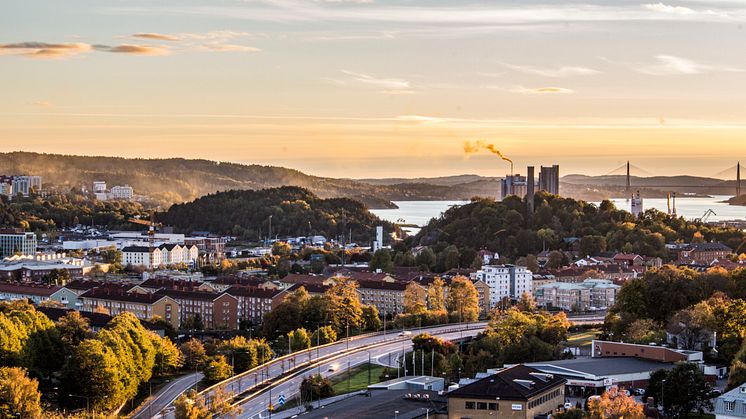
2, 0, 746, 178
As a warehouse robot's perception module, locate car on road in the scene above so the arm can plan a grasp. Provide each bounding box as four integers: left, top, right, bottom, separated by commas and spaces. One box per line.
398, 331, 412, 336
328, 364, 338, 372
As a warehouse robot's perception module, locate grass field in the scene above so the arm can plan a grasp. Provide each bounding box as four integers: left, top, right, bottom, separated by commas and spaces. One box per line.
566, 329, 602, 346
330, 363, 388, 395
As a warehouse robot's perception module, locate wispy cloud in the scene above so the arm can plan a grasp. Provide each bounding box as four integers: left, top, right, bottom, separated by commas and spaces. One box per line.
502, 63, 600, 78
197, 44, 261, 53
94, 44, 170, 56
0, 42, 91, 59
31, 100, 54, 108
643, 3, 695, 15
132, 32, 180, 41
335, 70, 413, 94
510, 86, 574, 94
634, 55, 743, 75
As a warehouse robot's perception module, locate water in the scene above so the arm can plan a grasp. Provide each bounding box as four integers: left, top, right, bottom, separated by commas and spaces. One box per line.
372, 196, 746, 234
601, 195, 745, 222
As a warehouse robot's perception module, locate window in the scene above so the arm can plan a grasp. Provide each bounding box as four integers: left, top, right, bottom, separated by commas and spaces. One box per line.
477, 402, 487, 410
465, 401, 475, 410
488, 403, 498, 411
725, 401, 735, 412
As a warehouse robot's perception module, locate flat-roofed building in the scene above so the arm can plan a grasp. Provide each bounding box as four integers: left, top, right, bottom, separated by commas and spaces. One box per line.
79, 284, 180, 329
154, 288, 238, 330
0, 229, 36, 258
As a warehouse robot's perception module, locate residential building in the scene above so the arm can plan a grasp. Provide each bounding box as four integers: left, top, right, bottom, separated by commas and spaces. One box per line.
534, 279, 620, 311
208, 276, 278, 292
612, 253, 644, 266
679, 242, 733, 263
355, 279, 409, 316
0, 281, 77, 307
472, 279, 491, 314
122, 244, 198, 268
110, 185, 134, 200
0, 175, 42, 197
185, 236, 226, 261
447, 365, 565, 419
154, 288, 238, 330
79, 284, 180, 329
225, 285, 286, 324
715, 384, 746, 419
0, 229, 37, 258
473, 265, 533, 308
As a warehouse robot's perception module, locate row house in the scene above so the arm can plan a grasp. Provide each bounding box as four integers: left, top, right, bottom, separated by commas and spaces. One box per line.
154, 288, 238, 330
0, 281, 78, 308
208, 276, 279, 292
122, 244, 199, 269
79, 284, 180, 329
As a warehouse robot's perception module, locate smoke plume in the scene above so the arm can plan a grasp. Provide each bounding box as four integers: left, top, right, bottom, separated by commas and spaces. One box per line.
463, 140, 513, 165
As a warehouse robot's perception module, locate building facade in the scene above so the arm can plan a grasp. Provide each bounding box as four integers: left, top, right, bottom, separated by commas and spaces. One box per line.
534, 279, 620, 311
473, 265, 533, 308
0, 229, 37, 257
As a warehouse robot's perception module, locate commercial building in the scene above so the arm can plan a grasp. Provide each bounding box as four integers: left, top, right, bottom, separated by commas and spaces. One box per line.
0, 229, 37, 258
447, 365, 566, 419
473, 265, 533, 308
0, 175, 42, 198
109, 185, 134, 200
534, 279, 620, 311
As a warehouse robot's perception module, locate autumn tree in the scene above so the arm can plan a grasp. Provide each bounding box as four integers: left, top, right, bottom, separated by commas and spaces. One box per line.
203, 355, 233, 384
310, 325, 337, 345
516, 292, 537, 313
362, 305, 382, 332
175, 390, 210, 419
446, 276, 479, 322
427, 277, 446, 311
180, 338, 208, 370
325, 277, 364, 333
289, 328, 311, 351
0, 367, 43, 419
404, 282, 427, 314
587, 387, 644, 419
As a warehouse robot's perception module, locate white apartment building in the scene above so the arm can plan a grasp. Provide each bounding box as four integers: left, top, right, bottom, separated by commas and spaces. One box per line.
472, 264, 533, 308
110, 185, 134, 200
122, 244, 199, 269
0, 175, 42, 198
534, 279, 620, 311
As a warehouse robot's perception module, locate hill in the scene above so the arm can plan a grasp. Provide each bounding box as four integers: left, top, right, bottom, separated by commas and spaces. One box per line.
0, 152, 503, 208
561, 174, 736, 199
157, 186, 399, 242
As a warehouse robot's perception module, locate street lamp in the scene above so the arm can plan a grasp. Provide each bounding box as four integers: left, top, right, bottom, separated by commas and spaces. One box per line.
68, 394, 90, 417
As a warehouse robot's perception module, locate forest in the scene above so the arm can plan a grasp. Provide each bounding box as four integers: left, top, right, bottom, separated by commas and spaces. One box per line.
403, 191, 746, 261
157, 186, 400, 242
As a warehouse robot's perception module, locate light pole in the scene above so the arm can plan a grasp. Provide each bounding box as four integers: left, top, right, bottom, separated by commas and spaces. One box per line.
68, 394, 90, 418
661, 379, 666, 415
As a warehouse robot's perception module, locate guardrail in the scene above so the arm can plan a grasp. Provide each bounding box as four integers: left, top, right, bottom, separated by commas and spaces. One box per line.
229, 322, 488, 410
196, 321, 486, 400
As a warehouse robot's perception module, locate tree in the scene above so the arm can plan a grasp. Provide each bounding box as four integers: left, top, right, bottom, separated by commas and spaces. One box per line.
369, 249, 394, 273
44, 268, 71, 285
415, 248, 436, 270
289, 328, 311, 351
580, 235, 607, 257
362, 305, 382, 332
300, 374, 334, 403
56, 311, 92, 350
100, 246, 123, 272
403, 282, 427, 314
647, 363, 713, 418
0, 367, 43, 419
427, 277, 446, 311
325, 277, 364, 333
624, 319, 664, 344
516, 292, 537, 313
446, 276, 479, 322
554, 409, 585, 419
219, 336, 257, 373
728, 360, 746, 390
440, 245, 461, 271
174, 390, 210, 419
271, 241, 292, 257
61, 339, 125, 411
180, 339, 208, 370
182, 314, 205, 331
587, 386, 644, 419
153, 335, 183, 376
203, 356, 233, 384
311, 325, 337, 345
547, 251, 568, 269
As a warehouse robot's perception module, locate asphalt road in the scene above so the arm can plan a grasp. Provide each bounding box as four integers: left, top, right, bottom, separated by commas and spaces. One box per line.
239, 327, 485, 419
133, 372, 203, 419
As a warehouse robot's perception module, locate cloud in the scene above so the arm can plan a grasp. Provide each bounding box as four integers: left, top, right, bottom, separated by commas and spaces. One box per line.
0, 42, 91, 59
635, 55, 743, 75
644, 3, 695, 15
132, 33, 180, 41
198, 44, 261, 53
510, 86, 574, 94
338, 70, 412, 92
93, 44, 170, 56
502, 63, 600, 77
380, 89, 414, 95
31, 101, 53, 108
395, 115, 447, 123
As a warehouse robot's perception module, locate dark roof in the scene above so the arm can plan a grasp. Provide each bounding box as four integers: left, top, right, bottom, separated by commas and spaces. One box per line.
64, 279, 108, 291
0, 281, 61, 297
81, 286, 170, 304
36, 306, 164, 331
448, 365, 565, 401
122, 246, 151, 253
526, 357, 676, 377
139, 277, 205, 290
287, 282, 329, 294
155, 288, 236, 302
281, 274, 326, 285
688, 242, 732, 252
355, 279, 408, 291
225, 285, 282, 299
211, 276, 268, 286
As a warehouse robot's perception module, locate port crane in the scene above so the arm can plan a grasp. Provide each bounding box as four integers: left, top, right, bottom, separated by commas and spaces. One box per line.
127, 213, 162, 253
695, 209, 717, 223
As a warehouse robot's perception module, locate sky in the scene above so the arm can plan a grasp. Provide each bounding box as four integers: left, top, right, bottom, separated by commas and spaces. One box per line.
2, 0, 746, 179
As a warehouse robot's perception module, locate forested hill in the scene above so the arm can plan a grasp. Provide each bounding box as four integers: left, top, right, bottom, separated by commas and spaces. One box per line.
0, 152, 501, 209
157, 186, 399, 242
409, 192, 746, 261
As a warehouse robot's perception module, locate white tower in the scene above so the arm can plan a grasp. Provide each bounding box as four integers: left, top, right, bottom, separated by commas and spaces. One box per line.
631, 191, 643, 217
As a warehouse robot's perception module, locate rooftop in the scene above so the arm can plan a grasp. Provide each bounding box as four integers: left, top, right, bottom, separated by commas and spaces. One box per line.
448, 365, 565, 401
525, 357, 675, 379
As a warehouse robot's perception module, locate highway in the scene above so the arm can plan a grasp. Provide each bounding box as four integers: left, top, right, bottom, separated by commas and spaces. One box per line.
132, 372, 203, 419
238, 327, 485, 419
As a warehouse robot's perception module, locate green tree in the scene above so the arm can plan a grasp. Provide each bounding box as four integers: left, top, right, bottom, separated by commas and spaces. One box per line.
289, 328, 311, 351
728, 360, 746, 390
300, 374, 334, 402
0, 367, 43, 419
647, 363, 713, 418
61, 339, 125, 411
547, 251, 568, 269
44, 268, 71, 285
152, 335, 183, 376
362, 305, 382, 332
174, 390, 210, 419
310, 326, 337, 345
203, 355, 233, 384
446, 276, 479, 322
369, 249, 394, 273
100, 246, 123, 272
415, 248, 436, 270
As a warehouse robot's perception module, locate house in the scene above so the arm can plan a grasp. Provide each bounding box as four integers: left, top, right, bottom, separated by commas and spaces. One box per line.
714, 384, 746, 419
612, 253, 645, 267
534, 279, 620, 311
676, 242, 733, 264
447, 365, 565, 419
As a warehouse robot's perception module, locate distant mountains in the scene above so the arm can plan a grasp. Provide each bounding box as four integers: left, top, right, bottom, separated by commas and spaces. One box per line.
0, 152, 739, 209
